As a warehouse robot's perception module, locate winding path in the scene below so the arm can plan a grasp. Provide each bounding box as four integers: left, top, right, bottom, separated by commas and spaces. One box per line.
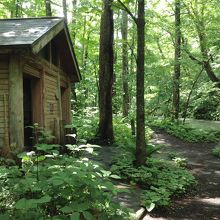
90, 130, 220, 220
147, 131, 220, 220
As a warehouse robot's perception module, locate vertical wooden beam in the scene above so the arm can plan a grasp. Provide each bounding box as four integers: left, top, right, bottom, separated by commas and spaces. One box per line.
57, 69, 63, 144
42, 68, 46, 128
9, 53, 24, 151
66, 80, 72, 124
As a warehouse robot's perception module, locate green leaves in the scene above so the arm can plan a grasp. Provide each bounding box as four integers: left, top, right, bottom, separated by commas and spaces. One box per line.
213, 145, 220, 158
111, 155, 197, 211
0, 144, 129, 219
15, 195, 51, 210
70, 213, 80, 220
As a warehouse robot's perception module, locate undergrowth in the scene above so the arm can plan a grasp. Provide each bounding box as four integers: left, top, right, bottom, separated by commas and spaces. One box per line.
0, 143, 129, 219
212, 145, 220, 158
111, 151, 197, 211
110, 119, 197, 212
149, 119, 220, 143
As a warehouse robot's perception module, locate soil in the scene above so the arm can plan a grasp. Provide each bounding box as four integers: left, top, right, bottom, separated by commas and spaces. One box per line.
145, 130, 220, 220
90, 130, 220, 220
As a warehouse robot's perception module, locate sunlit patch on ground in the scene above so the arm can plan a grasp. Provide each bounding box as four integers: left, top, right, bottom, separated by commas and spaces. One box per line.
199, 197, 220, 205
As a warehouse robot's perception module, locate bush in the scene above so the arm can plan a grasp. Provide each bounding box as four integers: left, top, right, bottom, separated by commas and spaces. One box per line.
111, 152, 197, 211
213, 145, 220, 158
0, 144, 129, 219
150, 119, 220, 143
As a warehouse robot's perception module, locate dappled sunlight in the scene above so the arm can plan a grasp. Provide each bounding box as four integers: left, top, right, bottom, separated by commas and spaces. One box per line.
199, 198, 220, 205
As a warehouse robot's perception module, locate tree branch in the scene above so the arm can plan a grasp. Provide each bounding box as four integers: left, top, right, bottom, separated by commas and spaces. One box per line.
182, 37, 203, 65
116, 0, 137, 24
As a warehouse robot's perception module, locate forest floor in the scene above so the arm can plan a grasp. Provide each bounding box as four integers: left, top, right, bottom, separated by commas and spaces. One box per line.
90, 130, 220, 220
147, 130, 220, 220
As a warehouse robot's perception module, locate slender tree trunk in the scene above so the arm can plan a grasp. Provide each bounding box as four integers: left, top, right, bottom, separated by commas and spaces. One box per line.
15, 0, 21, 17
70, 0, 77, 110
182, 67, 204, 123
96, 0, 114, 145
71, 0, 77, 45
62, 0, 67, 21
135, 0, 146, 166
45, 0, 52, 16
81, 16, 87, 65
121, 10, 129, 117
196, 23, 220, 86
172, 0, 181, 120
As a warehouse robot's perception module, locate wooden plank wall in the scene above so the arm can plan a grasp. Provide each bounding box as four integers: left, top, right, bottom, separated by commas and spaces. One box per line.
43, 63, 70, 142
44, 69, 59, 139
0, 55, 9, 149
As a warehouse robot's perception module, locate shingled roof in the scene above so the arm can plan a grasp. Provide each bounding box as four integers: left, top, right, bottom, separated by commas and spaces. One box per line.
0, 17, 81, 82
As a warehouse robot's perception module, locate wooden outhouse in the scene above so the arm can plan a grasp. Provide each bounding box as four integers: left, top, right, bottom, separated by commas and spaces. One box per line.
0, 17, 81, 155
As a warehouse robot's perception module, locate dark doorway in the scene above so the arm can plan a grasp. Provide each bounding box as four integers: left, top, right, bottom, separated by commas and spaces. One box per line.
23, 77, 33, 147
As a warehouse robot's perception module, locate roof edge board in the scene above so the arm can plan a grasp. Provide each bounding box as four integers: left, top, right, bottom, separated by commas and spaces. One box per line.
0, 16, 64, 21
31, 19, 64, 54
63, 25, 81, 82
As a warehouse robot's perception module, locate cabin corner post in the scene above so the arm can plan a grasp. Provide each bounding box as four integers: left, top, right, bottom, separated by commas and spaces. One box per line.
9, 53, 24, 151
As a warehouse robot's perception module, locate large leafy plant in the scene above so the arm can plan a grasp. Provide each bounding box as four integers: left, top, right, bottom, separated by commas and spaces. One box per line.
0, 144, 129, 219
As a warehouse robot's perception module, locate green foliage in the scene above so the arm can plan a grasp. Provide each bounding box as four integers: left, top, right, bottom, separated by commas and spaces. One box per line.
111, 153, 197, 211
212, 145, 220, 158
0, 144, 129, 219
113, 117, 155, 154
72, 107, 99, 140
168, 152, 188, 167
190, 84, 220, 120
150, 119, 220, 143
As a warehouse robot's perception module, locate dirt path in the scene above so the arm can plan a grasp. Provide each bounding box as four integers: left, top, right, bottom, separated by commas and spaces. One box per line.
146, 130, 220, 220
90, 130, 220, 220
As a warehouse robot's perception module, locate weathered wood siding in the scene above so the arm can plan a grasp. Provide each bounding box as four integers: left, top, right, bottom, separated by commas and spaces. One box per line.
43, 61, 71, 142
44, 69, 59, 139
0, 55, 9, 148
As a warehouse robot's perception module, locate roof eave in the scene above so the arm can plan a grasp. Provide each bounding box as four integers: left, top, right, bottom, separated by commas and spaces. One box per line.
31, 19, 64, 54
63, 24, 81, 82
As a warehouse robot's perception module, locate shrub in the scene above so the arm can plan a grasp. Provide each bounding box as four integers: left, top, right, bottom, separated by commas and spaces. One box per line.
213, 145, 220, 158
150, 119, 220, 143
111, 152, 197, 211
0, 144, 129, 219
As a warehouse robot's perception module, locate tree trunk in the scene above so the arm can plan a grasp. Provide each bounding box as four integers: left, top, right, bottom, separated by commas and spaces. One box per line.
62, 0, 67, 21
121, 10, 130, 117
197, 24, 220, 86
135, 0, 146, 166
15, 0, 21, 17
45, 0, 52, 16
96, 0, 114, 145
172, 0, 181, 120
182, 67, 204, 124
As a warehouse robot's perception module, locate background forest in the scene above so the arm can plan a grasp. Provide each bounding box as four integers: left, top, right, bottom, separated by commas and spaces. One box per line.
1, 0, 220, 219
1, 0, 220, 122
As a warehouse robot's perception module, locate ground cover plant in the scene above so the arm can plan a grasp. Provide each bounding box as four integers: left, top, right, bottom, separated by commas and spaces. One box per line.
0, 143, 129, 220
110, 121, 197, 212
149, 119, 220, 143
212, 145, 220, 158
111, 151, 196, 212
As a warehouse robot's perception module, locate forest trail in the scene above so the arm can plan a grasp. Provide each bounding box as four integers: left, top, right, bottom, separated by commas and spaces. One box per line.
148, 131, 220, 220
90, 130, 220, 220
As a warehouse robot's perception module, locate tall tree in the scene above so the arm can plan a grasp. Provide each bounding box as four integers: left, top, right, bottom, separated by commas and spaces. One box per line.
135, 0, 146, 166
15, 0, 21, 17
121, 10, 129, 117
117, 0, 147, 166
62, 0, 67, 21
172, 0, 181, 120
45, 0, 52, 16
96, 0, 114, 144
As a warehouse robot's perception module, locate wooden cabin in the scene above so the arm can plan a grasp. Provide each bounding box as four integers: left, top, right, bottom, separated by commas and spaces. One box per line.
0, 17, 81, 155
